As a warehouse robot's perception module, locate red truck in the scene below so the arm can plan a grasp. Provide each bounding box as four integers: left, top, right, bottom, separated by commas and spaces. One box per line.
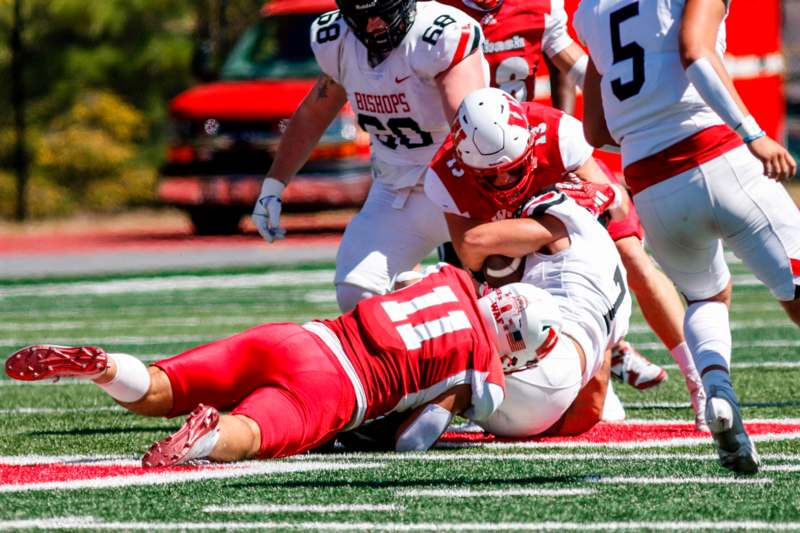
158, 0, 369, 235
160, 0, 786, 234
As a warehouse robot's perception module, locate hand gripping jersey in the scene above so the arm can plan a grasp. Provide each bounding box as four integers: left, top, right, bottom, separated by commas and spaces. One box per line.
424, 102, 593, 221
518, 191, 631, 384
439, 0, 574, 101
306, 264, 505, 427
311, 3, 484, 190
574, 0, 729, 168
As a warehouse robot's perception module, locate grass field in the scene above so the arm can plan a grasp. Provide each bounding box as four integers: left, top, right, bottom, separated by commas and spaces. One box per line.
0, 256, 799, 531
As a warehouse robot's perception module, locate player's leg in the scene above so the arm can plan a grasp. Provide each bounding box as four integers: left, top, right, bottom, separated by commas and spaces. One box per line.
142, 326, 358, 465
710, 145, 800, 324
5, 345, 169, 415
634, 166, 758, 474
605, 187, 670, 392
334, 182, 450, 312
780, 299, 800, 326
615, 236, 706, 429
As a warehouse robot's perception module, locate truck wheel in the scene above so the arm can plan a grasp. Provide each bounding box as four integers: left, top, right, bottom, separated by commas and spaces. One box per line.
188, 208, 243, 235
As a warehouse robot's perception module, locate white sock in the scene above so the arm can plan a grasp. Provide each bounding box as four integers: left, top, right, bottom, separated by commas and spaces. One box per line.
684, 302, 732, 393
96, 353, 151, 403
601, 381, 626, 422
670, 341, 702, 385
185, 427, 221, 461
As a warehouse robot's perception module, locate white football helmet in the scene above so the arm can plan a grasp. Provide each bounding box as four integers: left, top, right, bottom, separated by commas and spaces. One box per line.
477, 283, 563, 374
452, 88, 538, 211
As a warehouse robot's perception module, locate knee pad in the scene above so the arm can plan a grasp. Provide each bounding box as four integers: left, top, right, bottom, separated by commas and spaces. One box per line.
336, 282, 378, 313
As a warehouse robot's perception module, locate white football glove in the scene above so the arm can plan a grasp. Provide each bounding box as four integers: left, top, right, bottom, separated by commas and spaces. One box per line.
252, 177, 287, 243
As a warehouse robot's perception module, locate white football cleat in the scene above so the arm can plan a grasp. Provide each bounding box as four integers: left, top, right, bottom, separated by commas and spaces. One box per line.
705, 386, 759, 475
611, 341, 668, 390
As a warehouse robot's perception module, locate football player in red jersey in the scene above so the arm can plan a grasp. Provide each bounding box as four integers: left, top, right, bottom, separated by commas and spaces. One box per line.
425, 88, 708, 429
437, 0, 588, 112
5, 265, 574, 465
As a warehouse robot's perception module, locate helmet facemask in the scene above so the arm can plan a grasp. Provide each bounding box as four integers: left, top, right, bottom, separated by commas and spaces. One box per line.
336, 0, 416, 65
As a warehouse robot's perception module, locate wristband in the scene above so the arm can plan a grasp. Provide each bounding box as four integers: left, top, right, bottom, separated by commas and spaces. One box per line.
735, 115, 762, 140
743, 131, 766, 144
566, 55, 589, 90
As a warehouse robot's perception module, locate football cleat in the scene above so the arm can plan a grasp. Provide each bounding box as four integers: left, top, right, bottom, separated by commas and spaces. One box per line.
142, 404, 220, 468
5, 345, 107, 381
600, 381, 626, 422
610, 341, 668, 390
705, 386, 760, 475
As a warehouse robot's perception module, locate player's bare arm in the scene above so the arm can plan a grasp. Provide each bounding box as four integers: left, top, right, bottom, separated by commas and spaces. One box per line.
253, 74, 348, 242
680, 0, 796, 180
394, 384, 471, 451
545, 53, 576, 114
460, 215, 568, 272
581, 59, 617, 148
266, 74, 348, 184
444, 212, 482, 267
436, 50, 488, 120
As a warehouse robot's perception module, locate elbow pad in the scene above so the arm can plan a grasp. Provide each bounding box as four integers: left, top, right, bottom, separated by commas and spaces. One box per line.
395, 404, 454, 452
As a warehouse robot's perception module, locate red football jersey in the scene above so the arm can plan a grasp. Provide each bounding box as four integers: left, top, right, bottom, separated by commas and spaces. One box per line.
424, 102, 593, 221
319, 265, 505, 423
438, 0, 574, 101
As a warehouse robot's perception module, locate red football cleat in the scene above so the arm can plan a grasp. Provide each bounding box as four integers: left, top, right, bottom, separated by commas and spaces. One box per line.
5, 345, 108, 381
142, 404, 220, 468
610, 341, 668, 390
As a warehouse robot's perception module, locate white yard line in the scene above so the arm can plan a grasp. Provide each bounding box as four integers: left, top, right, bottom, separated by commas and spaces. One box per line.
0, 462, 384, 493
626, 319, 797, 334
396, 488, 595, 498
298, 452, 800, 463
203, 504, 402, 514
642, 341, 800, 352
0, 270, 336, 299
3, 518, 800, 531
761, 464, 800, 472
584, 475, 771, 485
0, 406, 123, 414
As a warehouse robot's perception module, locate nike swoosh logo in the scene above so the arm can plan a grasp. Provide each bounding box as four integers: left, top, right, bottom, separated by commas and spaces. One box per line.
395, 75, 411, 83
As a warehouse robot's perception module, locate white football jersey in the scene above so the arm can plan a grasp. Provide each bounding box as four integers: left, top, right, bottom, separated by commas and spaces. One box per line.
519, 191, 631, 384
311, 2, 485, 190
574, 0, 729, 167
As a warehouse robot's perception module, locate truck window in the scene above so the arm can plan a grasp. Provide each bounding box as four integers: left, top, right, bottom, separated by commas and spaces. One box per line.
220, 14, 321, 80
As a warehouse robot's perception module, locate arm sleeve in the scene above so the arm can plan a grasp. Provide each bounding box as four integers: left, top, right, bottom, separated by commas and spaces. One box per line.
465, 347, 505, 422
557, 114, 595, 172
310, 11, 346, 84
411, 16, 484, 78
543, 0, 575, 57
395, 403, 455, 452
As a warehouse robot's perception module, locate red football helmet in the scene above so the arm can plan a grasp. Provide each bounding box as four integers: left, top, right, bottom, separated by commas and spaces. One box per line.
452, 88, 539, 213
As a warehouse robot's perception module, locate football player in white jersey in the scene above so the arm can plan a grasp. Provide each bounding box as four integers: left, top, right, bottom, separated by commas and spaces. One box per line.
575, 0, 800, 474
252, 0, 487, 312
459, 183, 632, 437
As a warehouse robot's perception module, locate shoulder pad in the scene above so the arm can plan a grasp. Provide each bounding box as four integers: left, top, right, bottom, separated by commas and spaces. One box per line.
310, 10, 346, 82
410, 4, 484, 78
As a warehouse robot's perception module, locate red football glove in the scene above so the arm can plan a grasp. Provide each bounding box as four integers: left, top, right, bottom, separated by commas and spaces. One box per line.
555, 179, 619, 217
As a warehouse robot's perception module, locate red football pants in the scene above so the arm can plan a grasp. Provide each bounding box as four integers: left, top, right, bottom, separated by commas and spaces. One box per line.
153, 323, 357, 458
